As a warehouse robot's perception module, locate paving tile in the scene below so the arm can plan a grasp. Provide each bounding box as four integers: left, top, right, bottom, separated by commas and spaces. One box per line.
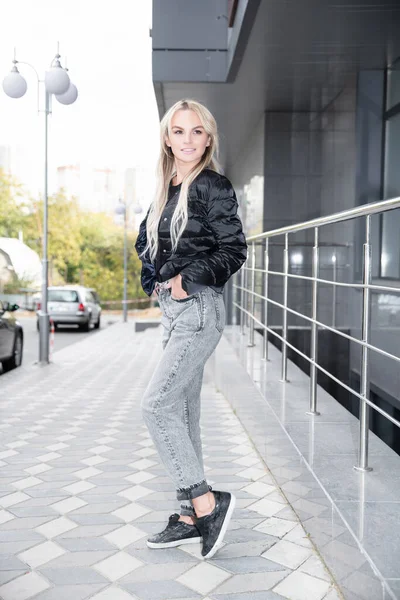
211, 571, 288, 594
322, 589, 342, 600
0, 509, 15, 524
224, 528, 274, 544
272, 570, 331, 599
247, 498, 285, 517
119, 562, 195, 583
298, 555, 332, 582
0, 571, 51, 600
0, 571, 28, 586
241, 481, 276, 497
127, 547, 197, 564
45, 550, 118, 569
177, 562, 231, 595
38, 566, 110, 585
118, 485, 153, 502
121, 579, 202, 599
89, 588, 138, 600
35, 516, 78, 538
0, 555, 29, 570
262, 540, 313, 569
125, 472, 156, 484
0, 491, 30, 508
18, 540, 66, 568
34, 584, 107, 600
93, 550, 143, 581
112, 502, 151, 522
235, 467, 268, 481
208, 592, 284, 600
254, 516, 298, 538
283, 523, 313, 548
0, 540, 40, 555
57, 524, 120, 538
11, 476, 43, 490
63, 481, 96, 494
210, 556, 285, 574
50, 497, 88, 514
104, 524, 147, 548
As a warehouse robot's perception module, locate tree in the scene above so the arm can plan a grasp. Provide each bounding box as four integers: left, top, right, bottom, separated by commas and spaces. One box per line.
0, 169, 146, 303
0, 168, 29, 238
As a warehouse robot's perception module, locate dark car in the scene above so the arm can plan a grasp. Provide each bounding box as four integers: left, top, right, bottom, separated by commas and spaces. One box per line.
0, 301, 23, 373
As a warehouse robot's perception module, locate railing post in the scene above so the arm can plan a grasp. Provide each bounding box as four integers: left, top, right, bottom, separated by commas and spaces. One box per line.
262, 238, 269, 361
240, 265, 245, 335
307, 227, 320, 416
248, 242, 256, 347
332, 250, 337, 328
280, 233, 289, 382
354, 215, 373, 472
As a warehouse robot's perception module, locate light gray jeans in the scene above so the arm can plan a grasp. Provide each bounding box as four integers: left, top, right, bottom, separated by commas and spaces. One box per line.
141, 284, 225, 516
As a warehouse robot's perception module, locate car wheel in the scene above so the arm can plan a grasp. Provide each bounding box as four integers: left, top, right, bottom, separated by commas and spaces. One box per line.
94, 315, 101, 330
2, 332, 23, 372
79, 320, 90, 332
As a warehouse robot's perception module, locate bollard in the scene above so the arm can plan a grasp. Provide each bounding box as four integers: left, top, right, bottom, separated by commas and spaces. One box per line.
49, 318, 55, 362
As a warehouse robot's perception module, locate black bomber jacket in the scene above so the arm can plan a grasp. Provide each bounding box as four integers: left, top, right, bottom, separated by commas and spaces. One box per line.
134, 168, 248, 296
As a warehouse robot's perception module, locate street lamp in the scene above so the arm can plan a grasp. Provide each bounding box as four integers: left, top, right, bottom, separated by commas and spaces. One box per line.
115, 198, 128, 323
2, 44, 78, 365
115, 198, 143, 323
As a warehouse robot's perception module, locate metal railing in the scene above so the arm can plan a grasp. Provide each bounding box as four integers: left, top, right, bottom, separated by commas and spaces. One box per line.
233, 196, 400, 472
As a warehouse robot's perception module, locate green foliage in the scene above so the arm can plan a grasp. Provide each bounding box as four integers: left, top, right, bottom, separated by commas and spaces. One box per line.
0, 169, 146, 302
0, 168, 28, 237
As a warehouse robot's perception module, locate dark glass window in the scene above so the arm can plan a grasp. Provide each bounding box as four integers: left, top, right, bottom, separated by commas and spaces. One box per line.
380, 60, 400, 280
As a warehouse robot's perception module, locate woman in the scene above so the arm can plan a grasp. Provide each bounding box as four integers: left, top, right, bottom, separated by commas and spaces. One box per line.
135, 99, 247, 559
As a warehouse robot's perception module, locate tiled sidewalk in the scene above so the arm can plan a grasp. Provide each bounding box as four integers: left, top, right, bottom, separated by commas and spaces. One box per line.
0, 323, 340, 600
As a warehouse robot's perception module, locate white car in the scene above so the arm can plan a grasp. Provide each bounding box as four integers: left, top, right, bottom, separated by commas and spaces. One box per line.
36, 286, 101, 332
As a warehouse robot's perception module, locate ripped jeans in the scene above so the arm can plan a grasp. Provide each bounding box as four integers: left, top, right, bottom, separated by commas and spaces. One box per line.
141, 283, 225, 516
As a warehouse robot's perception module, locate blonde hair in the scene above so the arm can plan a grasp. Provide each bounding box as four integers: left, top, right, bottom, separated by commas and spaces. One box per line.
142, 99, 222, 263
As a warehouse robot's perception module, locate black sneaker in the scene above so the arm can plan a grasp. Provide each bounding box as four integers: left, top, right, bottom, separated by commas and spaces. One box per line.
146, 513, 202, 549
195, 490, 236, 559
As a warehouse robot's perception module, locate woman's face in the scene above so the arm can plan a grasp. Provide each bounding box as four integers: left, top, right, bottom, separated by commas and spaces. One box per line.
166, 109, 211, 167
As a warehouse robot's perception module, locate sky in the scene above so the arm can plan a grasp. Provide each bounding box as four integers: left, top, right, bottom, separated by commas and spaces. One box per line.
0, 0, 159, 198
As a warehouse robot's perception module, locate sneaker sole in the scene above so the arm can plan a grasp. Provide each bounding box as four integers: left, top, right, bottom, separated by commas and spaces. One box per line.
201, 492, 236, 560
147, 537, 201, 549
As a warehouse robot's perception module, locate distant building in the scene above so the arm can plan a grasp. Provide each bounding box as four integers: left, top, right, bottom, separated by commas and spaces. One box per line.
0, 238, 42, 292
57, 163, 118, 215
0, 145, 12, 173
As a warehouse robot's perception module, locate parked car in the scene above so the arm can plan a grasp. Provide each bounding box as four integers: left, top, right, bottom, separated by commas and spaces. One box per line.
0, 301, 23, 372
36, 286, 101, 332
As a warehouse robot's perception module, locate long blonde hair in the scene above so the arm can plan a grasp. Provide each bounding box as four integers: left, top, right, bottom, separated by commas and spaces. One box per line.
142, 99, 222, 263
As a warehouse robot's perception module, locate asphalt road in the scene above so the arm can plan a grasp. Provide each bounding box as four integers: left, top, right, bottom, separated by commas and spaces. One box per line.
2, 314, 121, 375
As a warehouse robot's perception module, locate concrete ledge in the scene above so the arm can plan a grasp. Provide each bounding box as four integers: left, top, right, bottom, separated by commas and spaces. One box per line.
134, 319, 161, 333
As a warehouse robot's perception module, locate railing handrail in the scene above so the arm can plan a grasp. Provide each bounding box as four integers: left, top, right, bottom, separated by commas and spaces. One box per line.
247, 195, 400, 241
235, 195, 400, 474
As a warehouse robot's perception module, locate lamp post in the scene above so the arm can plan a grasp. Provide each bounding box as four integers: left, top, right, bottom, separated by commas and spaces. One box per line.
115, 198, 128, 323
115, 197, 143, 323
2, 44, 78, 365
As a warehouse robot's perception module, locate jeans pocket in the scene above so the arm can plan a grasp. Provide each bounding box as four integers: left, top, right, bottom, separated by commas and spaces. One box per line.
170, 293, 198, 303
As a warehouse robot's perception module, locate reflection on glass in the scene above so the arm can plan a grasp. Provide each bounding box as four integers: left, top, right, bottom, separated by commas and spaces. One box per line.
383, 104, 400, 278
381, 211, 400, 279
387, 67, 400, 111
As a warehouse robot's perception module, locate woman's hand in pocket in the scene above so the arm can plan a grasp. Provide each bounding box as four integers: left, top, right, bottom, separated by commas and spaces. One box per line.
170, 274, 188, 300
